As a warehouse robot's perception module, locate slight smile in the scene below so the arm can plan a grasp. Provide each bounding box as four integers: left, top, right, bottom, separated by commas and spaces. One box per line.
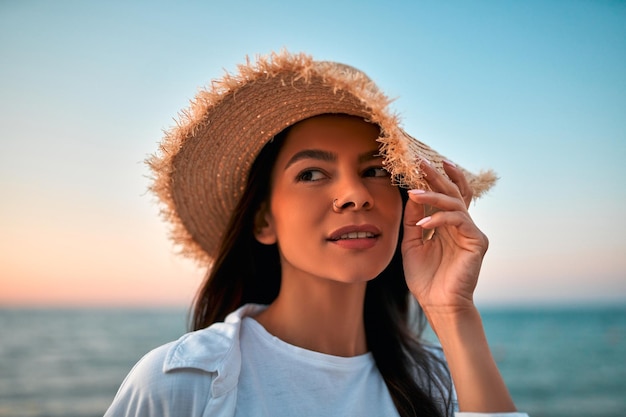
327, 225, 381, 249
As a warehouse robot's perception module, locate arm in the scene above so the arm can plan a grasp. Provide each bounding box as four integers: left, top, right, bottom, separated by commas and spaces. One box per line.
426, 306, 515, 412
402, 160, 516, 412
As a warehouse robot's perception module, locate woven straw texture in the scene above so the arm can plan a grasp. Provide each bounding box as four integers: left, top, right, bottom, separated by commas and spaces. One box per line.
148, 51, 497, 266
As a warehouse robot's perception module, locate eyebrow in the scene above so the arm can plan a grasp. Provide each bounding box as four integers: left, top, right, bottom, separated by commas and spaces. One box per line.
284, 149, 382, 170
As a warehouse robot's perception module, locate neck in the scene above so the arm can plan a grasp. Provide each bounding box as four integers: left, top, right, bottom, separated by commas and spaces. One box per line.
255, 271, 368, 357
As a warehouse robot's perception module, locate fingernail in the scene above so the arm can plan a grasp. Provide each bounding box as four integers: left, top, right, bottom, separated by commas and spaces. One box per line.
443, 159, 456, 167
421, 158, 432, 166
416, 216, 431, 226
408, 189, 426, 195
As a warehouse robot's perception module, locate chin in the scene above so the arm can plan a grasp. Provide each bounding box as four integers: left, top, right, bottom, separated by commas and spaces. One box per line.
329, 266, 388, 284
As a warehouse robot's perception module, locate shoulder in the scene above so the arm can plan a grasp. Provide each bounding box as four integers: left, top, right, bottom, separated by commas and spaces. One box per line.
104, 304, 266, 417
104, 338, 217, 417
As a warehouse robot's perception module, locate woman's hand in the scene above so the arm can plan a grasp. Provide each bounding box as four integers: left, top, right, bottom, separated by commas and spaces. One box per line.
401, 159, 489, 315
402, 160, 518, 412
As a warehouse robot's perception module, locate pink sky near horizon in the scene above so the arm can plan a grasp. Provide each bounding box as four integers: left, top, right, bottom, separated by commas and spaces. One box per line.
2, 186, 624, 308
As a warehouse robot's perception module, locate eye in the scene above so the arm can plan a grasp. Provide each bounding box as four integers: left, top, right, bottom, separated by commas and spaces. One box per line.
296, 169, 327, 182
363, 166, 390, 178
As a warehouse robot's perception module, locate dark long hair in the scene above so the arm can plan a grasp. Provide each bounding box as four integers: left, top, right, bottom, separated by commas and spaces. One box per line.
191, 123, 453, 417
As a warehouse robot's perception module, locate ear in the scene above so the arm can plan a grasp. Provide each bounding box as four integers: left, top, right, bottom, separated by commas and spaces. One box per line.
253, 202, 277, 245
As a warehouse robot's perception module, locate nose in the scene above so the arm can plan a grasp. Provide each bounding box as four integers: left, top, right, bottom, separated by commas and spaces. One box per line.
332, 177, 374, 212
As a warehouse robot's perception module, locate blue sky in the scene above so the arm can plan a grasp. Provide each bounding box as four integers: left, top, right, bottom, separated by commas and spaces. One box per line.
1, 0, 624, 306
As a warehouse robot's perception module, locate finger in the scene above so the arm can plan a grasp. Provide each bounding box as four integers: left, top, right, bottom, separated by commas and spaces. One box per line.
406, 189, 466, 242
419, 159, 462, 199
442, 160, 473, 208
415, 210, 485, 242
415, 210, 468, 229
407, 189, 467, 213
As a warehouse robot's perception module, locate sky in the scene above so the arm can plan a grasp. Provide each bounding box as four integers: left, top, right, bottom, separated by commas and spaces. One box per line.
1, 0, 625, 307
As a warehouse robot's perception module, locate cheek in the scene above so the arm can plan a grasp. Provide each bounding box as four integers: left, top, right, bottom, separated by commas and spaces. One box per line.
383, 188, 404, 221
386, 190, 404, 247
269, 189, 324, 238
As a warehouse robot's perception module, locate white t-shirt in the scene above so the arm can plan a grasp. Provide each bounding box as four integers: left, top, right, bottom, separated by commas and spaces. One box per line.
235, 317, 400, 417
105, 304, 528, 417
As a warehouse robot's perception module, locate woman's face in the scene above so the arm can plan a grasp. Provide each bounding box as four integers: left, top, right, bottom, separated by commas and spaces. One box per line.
255, 114, 403, 284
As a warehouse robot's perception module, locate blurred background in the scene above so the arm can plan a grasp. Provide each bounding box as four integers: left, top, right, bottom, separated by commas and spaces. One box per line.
1, 1, 624, 416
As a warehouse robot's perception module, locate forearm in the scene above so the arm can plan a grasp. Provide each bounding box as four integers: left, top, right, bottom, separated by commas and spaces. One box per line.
424, 306, 516, 413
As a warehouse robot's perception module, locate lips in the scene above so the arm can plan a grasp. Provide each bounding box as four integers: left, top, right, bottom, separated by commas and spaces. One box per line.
328, 225, 381, 241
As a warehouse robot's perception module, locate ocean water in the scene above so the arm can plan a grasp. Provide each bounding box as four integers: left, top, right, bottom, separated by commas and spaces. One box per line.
0, 305, 624, 417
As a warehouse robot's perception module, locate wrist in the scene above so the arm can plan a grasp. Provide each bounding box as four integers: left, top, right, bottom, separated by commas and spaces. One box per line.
421, 303, 487, 355
421, 302, 479, 330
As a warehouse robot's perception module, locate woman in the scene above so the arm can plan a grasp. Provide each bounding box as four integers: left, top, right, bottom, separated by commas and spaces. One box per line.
105, 51, 527, 416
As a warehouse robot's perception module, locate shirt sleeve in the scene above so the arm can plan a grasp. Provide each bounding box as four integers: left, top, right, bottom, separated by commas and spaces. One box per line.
103, 343, 214, 417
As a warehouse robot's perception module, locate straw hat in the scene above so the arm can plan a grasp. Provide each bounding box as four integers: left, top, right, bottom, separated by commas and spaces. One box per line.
148, 50, 497, 266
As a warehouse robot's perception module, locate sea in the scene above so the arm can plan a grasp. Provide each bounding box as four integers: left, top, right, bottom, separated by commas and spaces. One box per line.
0, 305, 624, 417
